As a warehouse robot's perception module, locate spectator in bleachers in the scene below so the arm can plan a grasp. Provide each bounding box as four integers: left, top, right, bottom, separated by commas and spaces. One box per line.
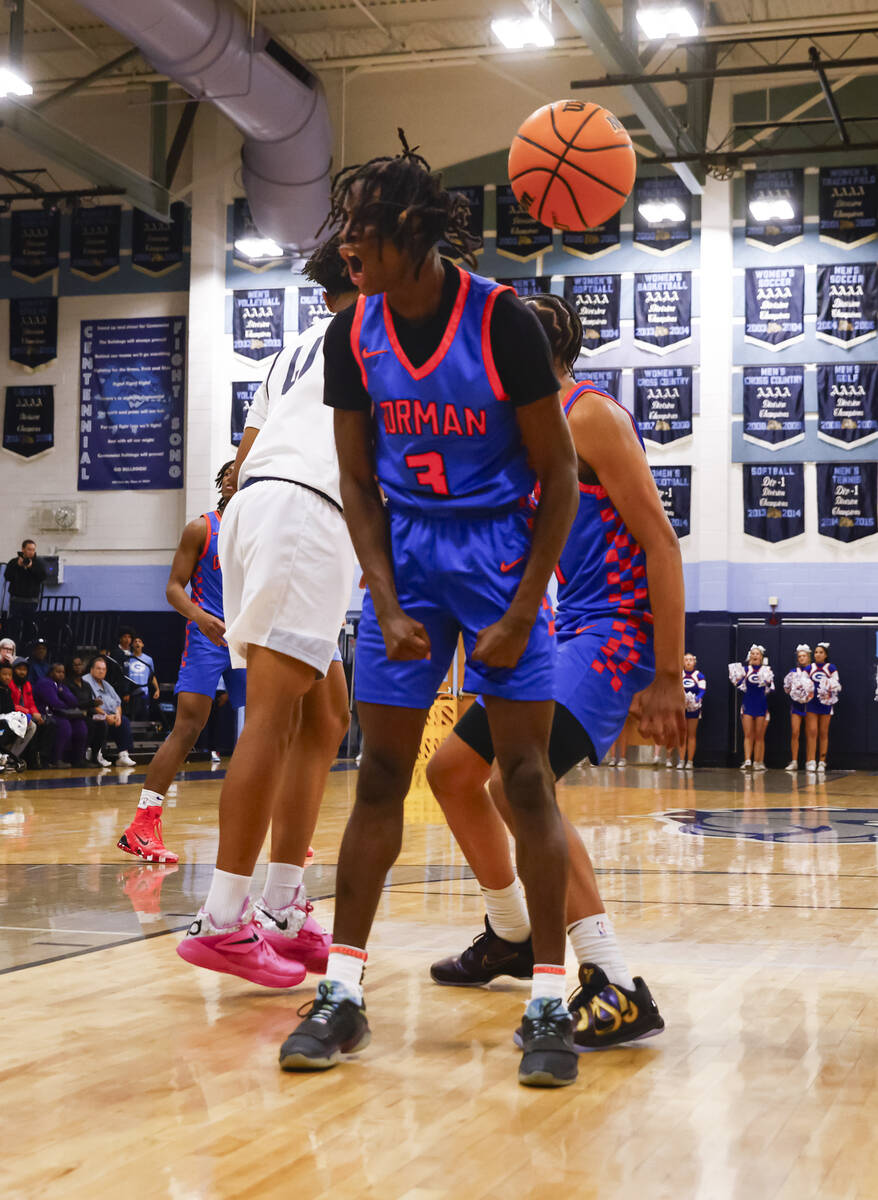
33, 662, 89, 768
85, 656, 136, 767
27, 638, 51, 683
10, 657, 52, 767
67, 654, 110, 766
0, 637, 16, 665
113, 628, 134, 667
0, 663, 37, 768
126, 635, 159, 721
4, 538, 47, 626
96, 644, 130, 705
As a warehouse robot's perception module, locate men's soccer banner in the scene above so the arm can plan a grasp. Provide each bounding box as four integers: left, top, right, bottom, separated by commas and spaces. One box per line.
132, 202, 185, 276
742, 364, 805, 449
744, 169, 804, 250
70, 204, 121, 280
564, 274, 621, 356
562, 212, 621, 260
634, 366, 692, 444
744, 266, 805, 351
496, 276, 552, 297
78, 316, 186, 490
440, 186, 484, 258
817, 462, 877, 542
232, 288, 285, 361
9, 297, 58, 369
816, 262, 878, 348
3, 385, 54, 459
297, 285, 332, 332
650, 466, 691, 537
633, 177, 691, 254
573, 365, 622, 399
10, 209, 60, 281
819, 165, 878, 249
495, 185, 553, 261
743, 464, 805, 542
231, 380, 261, 447
817, 362, 878, 447
633, 270, 692, 354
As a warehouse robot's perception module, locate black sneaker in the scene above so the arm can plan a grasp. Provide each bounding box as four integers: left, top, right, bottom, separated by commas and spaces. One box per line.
430, 917, 534, 986
567, 963, 665, 1050
516, 997, 578, 1088
279, 981, 370, 1071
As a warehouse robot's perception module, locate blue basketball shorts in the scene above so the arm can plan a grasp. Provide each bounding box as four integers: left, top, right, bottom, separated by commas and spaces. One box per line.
354, 507, 555, 709
176, 619, 247, 708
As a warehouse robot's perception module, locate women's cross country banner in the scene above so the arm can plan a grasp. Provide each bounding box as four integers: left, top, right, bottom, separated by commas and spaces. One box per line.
78, 316, 186, 491
650, 465, 691, 537
819, 165, 878, 249
817, 362, 878, 447
573, 365, 621, 399
441, 186, 484, 259
562, 211, 621, 260
3, 385, 54, 459
633, 270, 692, 354
817, 462, 878, 542
563, 274, 620, 355
742, 364, 805, 449
231, 380, 261, 447
743, 464, 805, 542
816, 262, 878, 348
132, 202, 185, 276
10, 209, 60, 281
633, 177, 691, 254
744, 168, 804, 250
744, 266, 804, 351
70, 204, 121, 280
233, 288, 285, 362
297, 285, 332, 331
634, 366, 692, 444
9, 296, 58, 369
495, 185, 553, 261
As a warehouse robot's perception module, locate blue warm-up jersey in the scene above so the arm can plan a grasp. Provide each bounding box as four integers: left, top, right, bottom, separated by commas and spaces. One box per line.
190, 510, 223, 619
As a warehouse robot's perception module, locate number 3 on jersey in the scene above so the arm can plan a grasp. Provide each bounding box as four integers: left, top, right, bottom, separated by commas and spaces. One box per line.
405, 451, 449, 495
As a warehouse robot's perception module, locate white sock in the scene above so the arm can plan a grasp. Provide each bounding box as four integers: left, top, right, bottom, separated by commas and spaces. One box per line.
262, 862, 305, 911
567, 913, 635, 992
481, 879, 531, 943
529, 965, 566, 1004
204, 868, 251, 929
138, 788, 164, 810
324, 945, 367, 1005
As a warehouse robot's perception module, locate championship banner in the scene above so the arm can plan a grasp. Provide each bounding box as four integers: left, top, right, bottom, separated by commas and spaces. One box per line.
440, 186, 484, 259
573, 365, 621, 399
819, 165, 878, 249
633, 177, 691, 254
496, 276, 551, 297
231, 380, 261, 447
742, 364, 805, 449
232, 288, 285, 362
9, 297, 58, 369
744, 266, 804, 351
650, 466, 691, 537
816, 262, 878, 348
495, 184, 553, 261
70, 204, 121, 280
10, 209, 60, 281
634, 367, 692, 444
817, 462, 878, 542
78, 316, 186, 491
633, 270, 692, 354
297, 285, 331, 331
744, 169, 804, 250
562, 212, 621, 260
743, 464, 805, 542
817, 362, 878, 448
132, 202, 185, 276
3, 385, 54, 459
563, 274, 621, 356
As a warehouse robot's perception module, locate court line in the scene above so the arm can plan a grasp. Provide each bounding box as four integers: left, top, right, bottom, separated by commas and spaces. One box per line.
0, 760, 357, 792
0, 925, 132, 935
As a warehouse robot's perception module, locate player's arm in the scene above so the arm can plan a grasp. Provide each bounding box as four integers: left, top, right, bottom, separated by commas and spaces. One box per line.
231, 427, 259, 485
165, 519, 227, 647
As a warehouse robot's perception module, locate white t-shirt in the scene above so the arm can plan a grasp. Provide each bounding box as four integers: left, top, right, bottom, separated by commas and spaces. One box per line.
238, 317, 342, 507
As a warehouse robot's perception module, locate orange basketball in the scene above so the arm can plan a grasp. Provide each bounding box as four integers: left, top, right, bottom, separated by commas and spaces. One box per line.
508, 99, 636, 231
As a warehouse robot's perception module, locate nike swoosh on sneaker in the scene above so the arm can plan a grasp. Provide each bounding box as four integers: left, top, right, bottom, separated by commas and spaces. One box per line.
228, 933, 260, 946
500, 556, 525, 573
481, 951, 522, 970
135, 833, 150, 846
257, 906, 288, 931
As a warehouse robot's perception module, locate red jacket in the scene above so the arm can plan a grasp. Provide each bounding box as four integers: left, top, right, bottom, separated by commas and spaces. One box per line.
10, 679, 39, 717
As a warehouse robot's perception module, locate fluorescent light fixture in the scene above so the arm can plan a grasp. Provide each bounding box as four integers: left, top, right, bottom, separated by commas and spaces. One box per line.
638, 199, 686, 223
0, 64, 33, 97
748, 198, 795, 222
491, 16, 555, 49
234, 235, 285, 260
636, 6, 699, 40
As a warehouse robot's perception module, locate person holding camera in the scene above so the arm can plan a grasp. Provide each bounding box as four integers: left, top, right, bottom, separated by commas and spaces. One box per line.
4, 539, 47, 630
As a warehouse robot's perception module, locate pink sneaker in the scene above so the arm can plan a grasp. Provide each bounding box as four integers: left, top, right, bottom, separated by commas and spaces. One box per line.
176, 903, 307, 988
254, 889, 331, 974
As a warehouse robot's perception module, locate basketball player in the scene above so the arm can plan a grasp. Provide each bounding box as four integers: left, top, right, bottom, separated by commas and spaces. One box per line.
424, 293, 684, 1050
176, 237, 358, 989
279, 142, 581, 1087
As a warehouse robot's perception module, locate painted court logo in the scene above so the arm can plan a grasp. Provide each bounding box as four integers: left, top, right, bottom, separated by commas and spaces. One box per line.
657, 807, 878, 843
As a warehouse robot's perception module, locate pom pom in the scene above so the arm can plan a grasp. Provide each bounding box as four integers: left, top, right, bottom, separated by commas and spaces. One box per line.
818, 678, 841, 706
758, 665, 774, 690
685, 691, 701, 712
728, 663, 745, 687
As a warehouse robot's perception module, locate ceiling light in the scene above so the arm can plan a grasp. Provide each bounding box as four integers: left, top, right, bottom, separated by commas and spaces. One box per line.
234, 235, 285, 260
638, 199, 686, 223
491, 16, 555, 49
748, 198, 795, 222
0, 64, 32, 97
636, 6, 699, 40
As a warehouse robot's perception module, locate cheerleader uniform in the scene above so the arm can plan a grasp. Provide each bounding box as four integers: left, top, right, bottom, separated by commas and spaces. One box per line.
683, 669, 706, 719
808, 661, 839, 716
786, 667, 813, 717
738, 664, 773, 717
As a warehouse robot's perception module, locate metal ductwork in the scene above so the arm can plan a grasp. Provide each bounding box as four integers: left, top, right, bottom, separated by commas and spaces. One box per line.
78, 0, 332, 250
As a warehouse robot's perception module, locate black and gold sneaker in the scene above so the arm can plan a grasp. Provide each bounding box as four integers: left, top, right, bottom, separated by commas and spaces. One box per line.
429, 917, 534, 986
567, 963, 664, 1050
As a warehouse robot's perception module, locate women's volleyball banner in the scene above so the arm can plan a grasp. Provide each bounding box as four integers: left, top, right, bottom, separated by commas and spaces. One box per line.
819, 165, 878, 248
817, 363, 878, 447
816, 262, 878, 348
9, 297, 58, 369
634, 366, 692, 444
633, 178, 691, 254
741, 364, 805, 448
564, 274, 621, 355
743, 464, 805, 542
744, 169, 804, 250
562, 212, 621, 260
70, 204, 121, 280
817, 462, 877, 542
495, 185, 552, 261
231, 380, 261, 447
10, 209, 60, 281
3, 385, 54, 458
651, 465, 691, 537
633, 270, 692, 354
232, 288, 285, 362
744, 266, 804, 351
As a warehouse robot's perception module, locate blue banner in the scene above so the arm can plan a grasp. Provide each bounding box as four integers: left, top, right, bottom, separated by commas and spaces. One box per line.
496, 276, 551, 297
9, 297, 58, 369
573, 366, 621, 399
819, 165, 878, 248
297, 285, 331, 332
78, 316, 186, 491
10, 209, 60, 281
816, 262, 878, 348
743, 464, 805, 542
564, 274, 620, 356
634, 366, 692, 444
818, 463, 877, 542
233, 288, 285, 362
562, 212, 621, 260
817, 362, 878, 448
440, 186, 484, 259
633, 270, 692, 354
495, 185, 553, 262
744, 266, 804, 351
231, 380, 261, 447
744, 169, 804, 249
70, 204, 121, 280
742, 364, 805, 449
633, 177, 691, 254
132, 202, 185, 276
651, 465, 691, 537
3, 385, 53, 459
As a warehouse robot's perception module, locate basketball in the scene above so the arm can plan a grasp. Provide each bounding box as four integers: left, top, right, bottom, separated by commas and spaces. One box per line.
508, 99, 636, 230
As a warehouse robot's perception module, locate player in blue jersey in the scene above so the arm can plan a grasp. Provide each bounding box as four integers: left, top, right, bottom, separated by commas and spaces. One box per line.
117, 462, 244, 863
279, 140, 582, 1087
423, 293, 685, 1050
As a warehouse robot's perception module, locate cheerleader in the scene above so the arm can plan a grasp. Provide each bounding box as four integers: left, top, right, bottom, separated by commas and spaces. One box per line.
679, 652, 706, 769
729, 645, 774, 771
807, 642, 841, 775
783, 644, 814, 772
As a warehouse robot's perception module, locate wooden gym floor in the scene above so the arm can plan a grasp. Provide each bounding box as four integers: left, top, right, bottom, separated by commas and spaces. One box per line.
2, 758, 878, 1200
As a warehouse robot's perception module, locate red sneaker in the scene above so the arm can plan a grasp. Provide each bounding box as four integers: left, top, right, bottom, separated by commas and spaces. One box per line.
117, 809, 179, 864
120, 863, 178, 922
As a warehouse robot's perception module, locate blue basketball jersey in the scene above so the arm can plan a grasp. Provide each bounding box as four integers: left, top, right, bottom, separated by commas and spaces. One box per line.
190, 510, 224, 619
350, 268, 536, 514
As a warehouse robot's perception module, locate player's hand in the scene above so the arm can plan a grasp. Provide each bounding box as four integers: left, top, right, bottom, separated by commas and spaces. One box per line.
380, 609, 431, 661
472, 614, 533, 670
197, 611, 227, 647
634, 672, 686, 749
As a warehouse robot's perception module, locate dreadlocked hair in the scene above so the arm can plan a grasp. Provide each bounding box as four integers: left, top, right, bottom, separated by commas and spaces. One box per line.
303, 233, 353, 297
524, 293, 583, 373
320, 128, 482, 273
215, 460, 234, 513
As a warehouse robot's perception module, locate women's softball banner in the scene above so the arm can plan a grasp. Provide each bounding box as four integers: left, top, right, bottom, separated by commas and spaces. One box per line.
562, 211, 621, 260
744, 266, 805, 351
817, 462, 877, 542
633, 270, 692, 354
232, 288, 284, 362
743, 464, 805, 542
744, 169, 804, 250
3, 385, 53, 458
297, 285, 331, 331
496, 276, 552, 297
9, 297, 58, 369
633, 177, 691, 254
10, 209, 60, 281
573, 366, 621, 398
132, 202, 185, 276
816, 262, 878, 348
741, 364, 805, 448
231, 380, 261, 447
634, 366, 692, 444
563, 274, 621, 355
70, 204, 121, 280
819, 165, 878, 248
495, 185, 552, 261
440, 186, 484, 258
817, 362, 878, 447
650, 465, 691, 537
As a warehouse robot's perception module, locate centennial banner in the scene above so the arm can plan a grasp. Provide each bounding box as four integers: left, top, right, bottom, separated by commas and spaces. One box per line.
633, 177, 692, 254
650, 466, 691, 537
573, 365, 622, 399
232, 288, 285, 362
817, 462, 877, 542
742, 364, 805, 449
70, 204, 121, 280
744, 169, 804, 250
819, 165, 878, 249
78, 316, 186, 491
495, 185, 553, 261
297, 285, 331, 332
743, 464, 805, 542
563, 274, 621, 356
633, 270, 692, 354
562, 212, 621, 260
496, 276, 551, 297
440, 186, 484, 258
132, 202, 185, 276
816, 262, 878, 348
10, 209, 60, 281
231, 380, 261, 447
744, 266, 805, 350
634, 366, 692, 444
3, 385, 54, 459
817, 362, 878, 447
9, 297, 58, 370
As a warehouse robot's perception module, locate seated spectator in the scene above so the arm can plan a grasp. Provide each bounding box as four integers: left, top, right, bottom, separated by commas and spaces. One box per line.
0, 662, 37, 768
33, 662, 89, 768
85, 656, 136, 767
96, 644, 130, 704
28, 638, 51, 683
0, 637, 16, 665
10, 657, 53, 767
126, 635, 159, 721
68, 654, 110, 766
113, 628, 134, 668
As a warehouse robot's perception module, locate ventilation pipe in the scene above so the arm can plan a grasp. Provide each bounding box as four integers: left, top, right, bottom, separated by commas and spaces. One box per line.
77, 0, 332, 251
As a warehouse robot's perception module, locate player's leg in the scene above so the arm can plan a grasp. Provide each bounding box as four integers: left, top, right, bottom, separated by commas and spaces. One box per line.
788, 712, 801, 769
753, 715, 767, 769
741, 713, 754, 767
